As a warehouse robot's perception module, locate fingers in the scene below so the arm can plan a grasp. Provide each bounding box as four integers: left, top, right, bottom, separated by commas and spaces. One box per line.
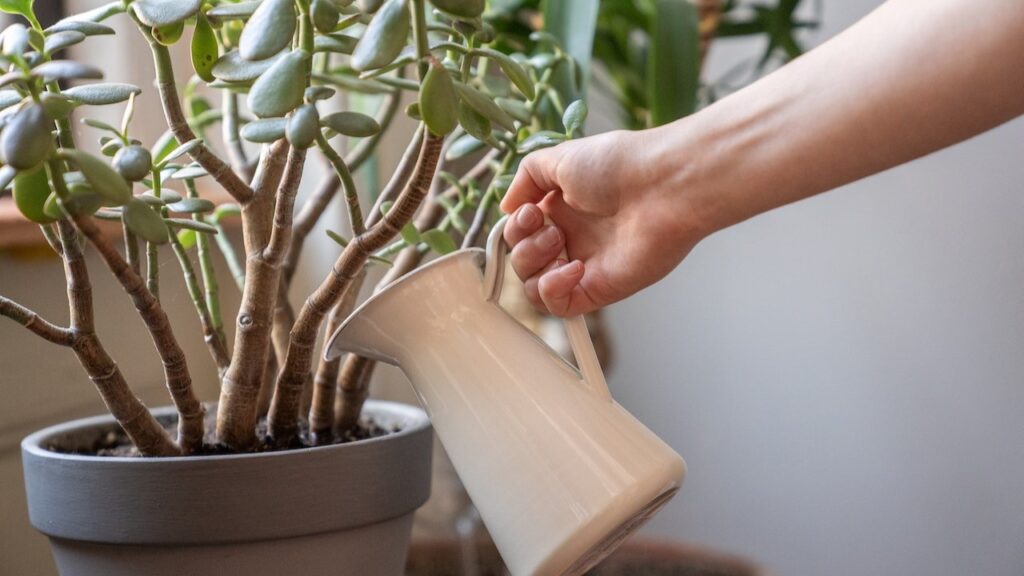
500, 147, 562, 214
504, 203, 544, 246
522, 259, 595, 317
510, 224, 564, 280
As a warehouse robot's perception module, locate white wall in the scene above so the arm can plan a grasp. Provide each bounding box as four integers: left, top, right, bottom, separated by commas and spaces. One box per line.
606, 2, 1024, 574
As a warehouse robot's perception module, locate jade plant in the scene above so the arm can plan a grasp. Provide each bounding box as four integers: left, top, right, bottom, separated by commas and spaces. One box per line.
0, 0, 583, 455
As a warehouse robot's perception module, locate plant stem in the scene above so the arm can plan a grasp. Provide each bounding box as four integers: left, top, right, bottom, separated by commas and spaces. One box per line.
147, 170, 161, 299
0, 296, 74, 346
170, 233, 231, 374
308, 268, 364, 439
185, 180, 225, 339
315, 132, 364, 235
268, 132, 444, 444
123, 222, 140, 276
222, 91, 253, 182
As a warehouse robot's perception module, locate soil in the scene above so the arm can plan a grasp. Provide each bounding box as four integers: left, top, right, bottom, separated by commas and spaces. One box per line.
46, 407, 396, 457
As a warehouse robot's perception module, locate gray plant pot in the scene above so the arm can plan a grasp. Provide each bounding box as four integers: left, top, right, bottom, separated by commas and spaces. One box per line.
21, 400, 432, 576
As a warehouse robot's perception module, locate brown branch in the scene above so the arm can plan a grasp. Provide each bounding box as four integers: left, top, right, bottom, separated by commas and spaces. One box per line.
70, 214, 205, 453
143, 28, 253, 204
334, 354, 376, 432
0, 297, 75, 346
215, 142, 301, 450
267, 132, 445, 444
55, 220, 179, 456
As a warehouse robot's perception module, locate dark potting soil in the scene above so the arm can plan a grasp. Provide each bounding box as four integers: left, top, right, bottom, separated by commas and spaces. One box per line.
47, 408, 396, 457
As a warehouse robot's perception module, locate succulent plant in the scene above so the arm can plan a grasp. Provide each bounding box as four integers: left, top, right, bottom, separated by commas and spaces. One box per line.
0, 0, 586, 456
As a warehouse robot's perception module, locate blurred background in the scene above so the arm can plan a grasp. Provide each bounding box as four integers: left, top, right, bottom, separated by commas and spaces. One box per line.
2, 0, 1023, 575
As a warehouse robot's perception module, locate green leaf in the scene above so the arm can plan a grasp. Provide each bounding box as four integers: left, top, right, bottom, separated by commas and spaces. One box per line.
542, 0, 598, 98
177, 228, 197, 249
158, 139, 203, 166
59, 2, 123, 24
32, 60, 102, 82
123, 198, 170, 244
212, 49, 284, 83
166, 197, 215, 214
421, 228, 456, 254
59, 182, 104, 216
58, 148, 132, 206
43, 30, 85, 55
247, 50, 309, 118
305, 85, 335, 101
112, 145, 153, 182
311, 0, 340, 34
166, 163, 209, 180
350, 0, 410, 72
516, 130, 566, 154
207, 1, 259, 21
457, 101, 491, 142
314, 33, 358, 54
1, 103, 52, 170
62, 83, 141, 106
495, 97, 531, 123
429, 0, 483, 18
151, 20, 184, 46
286, 104, 320, 149
2, 23, 29, 56
39, 92, 77, 121
240, 117, 288, 143
320, 111, 380, 137
562, 99, 587, 136
239, 0, 296, 61
0, 1, 34, 22
12, 165, 55, 224
454, 81, 515, 132
399, 221, 421, 245
472, 48, 535, 100
191, 13, 218, 83
419, 61, 458, 136
0, 89, 23, 111
445, 133, 484, 161
132, 0, 202, 28
648, 0, 700, 126
45, 20, 114, 36
212, 203, 241, 223
164, 217, 218, 234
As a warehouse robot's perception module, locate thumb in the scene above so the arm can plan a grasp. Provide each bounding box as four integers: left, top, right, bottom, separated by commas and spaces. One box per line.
500, 145, 565, 214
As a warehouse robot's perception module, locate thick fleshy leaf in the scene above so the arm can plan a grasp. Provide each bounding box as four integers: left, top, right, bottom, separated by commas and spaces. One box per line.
166, 163, 208, 180
123, 198, 170, 244
58, 148, 132, 205
32, 60, 103, 82
39, 92, 77, 120
177, 228, 197, 249
311, 0, 340, 34
1, 103, 52, 170
421, 228, 456, 254
496, 97, 531, 123
0, 89, 22, 111
454, 82, 515, 132
13, 165, 55, 224
45, 20, 114, 36
304, 85, 335, 102
60, 183, 104, 216
191, 13, 218, 82
159, 139, 202, 165
2, 23, 29, 56
542, 0, 598, 99
152, 20, 184, 46
314, 34, 357, 54
286, 105, 320, 149
419, 61, 458, 136
44, 30, 85, 55
212, 49, 284, 83
207, 1, 259, 21
350, 0, 409, 72
60, 2, 123, 24
562, 99, 587, 136
132, 0, 202, 28
112, 146, 153, 182
445, 134, 484, 161
239, 0, 296, 61
240, 117, 287, 143
247, 50, 309, 118
166, 197, 215, 214
165, 217, 218, 234
457, 101, 490, 141
62, 83, 141, 106
0, 0, 34, 21
473, 48, 535, 100
516, 130, 566, 154
320, 111, 380, 137
648, 0, 700, 125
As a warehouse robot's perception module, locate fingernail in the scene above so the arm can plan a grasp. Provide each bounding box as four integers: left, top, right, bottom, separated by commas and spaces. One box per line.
559, 260, 583, 277
516, 204, 540, 228
538, 225, 562, 248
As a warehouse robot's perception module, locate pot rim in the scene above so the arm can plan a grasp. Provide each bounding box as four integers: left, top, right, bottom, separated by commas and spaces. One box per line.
21, 399, 428, 462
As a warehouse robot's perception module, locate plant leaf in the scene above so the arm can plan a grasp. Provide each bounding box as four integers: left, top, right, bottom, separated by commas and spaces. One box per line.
212, 49, 284, 83
240, 117, 288, 143
32, 60, 103, 82
239, 0, 296, 61
43, 30, 85, 55
419, 61, 458, 136
45, 20, 114, 36
454, 81, 515, 132
320, 111, 380, 137
191, 13, 218, 82
12, 165, 55, 224
123, 198, 170, 244
58, 148, 132, 205
286, 104, 320, 149
648, 0, 700, 126
0, 0, 33, 21
62, 83, 141, 105
472, 48, 535, 100
1, 103, 52, 170
132, 0, 201, 28
247, 50, 309, 118
516, 130, 566, 154
421, 228, 456, 254
562, 99, 587, 136
350, 0, 410, 72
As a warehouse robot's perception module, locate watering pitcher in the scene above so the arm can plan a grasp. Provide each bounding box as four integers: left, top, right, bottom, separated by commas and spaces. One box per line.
326, 216, 685, 576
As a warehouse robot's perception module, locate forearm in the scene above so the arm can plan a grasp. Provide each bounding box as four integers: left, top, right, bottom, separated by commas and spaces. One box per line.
650, 0, 1024, 234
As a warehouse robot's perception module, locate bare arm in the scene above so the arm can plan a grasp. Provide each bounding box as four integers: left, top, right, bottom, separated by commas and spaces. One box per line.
501, 0, 1024, 316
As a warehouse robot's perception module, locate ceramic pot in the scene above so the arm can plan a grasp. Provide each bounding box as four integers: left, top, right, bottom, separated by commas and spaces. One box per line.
21, 400, 432, 576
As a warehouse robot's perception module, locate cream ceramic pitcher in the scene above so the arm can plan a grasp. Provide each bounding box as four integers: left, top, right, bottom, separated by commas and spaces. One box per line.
325, 216, 685, 576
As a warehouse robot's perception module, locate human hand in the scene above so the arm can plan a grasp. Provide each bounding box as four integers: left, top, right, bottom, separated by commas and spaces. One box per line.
500, 129, 709, 316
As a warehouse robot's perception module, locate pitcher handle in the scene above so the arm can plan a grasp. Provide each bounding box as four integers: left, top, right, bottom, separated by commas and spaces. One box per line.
484, 215, 613, 402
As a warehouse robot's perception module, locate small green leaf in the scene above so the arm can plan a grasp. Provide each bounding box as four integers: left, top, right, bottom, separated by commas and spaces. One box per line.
58, 2, 123, 24
400, 222, 421, 245
457, 101, 491, 141
421, 228, 456, 254
320, 111, 380, 137
473, 48, 535, 100
123, 198, 170, 244
495, 97, 531, 123
240, 117, 287, 143
239, 0, 296, 61
43, 30, 85, 55
2, 23, 29, 56
429, 0, 484, 18
58, 148, 132, 205
1, 103, 53, 170
13, 165, 55, 224
60, 182, 104, 216
419, 61, 458, 136
132, 0, 202, 28
191, 13, 218, 82
166, 197, 215, 214
445, 134, 484, 161
311, 0, 340, 34
350, 0, 410, 72
305, 85, 335, 102
212, 203, 241, 223
0, 0, 35, 22
286, 104, 320, 149
314, 33, 358, 54
81, 117, 121, 136
247, 50, 309, 118
207, 1, 258, 21
158, 139, 202, 166
562, 99, 587, 136
0, 90, 23, 111
39, 92, 77, 120
166, 163, 209, 180
454, 81, 515, 132
164, 217, 218, 234
151, 21, 184, 46
212, 49, 285, 83
32, 60, 103, 82
516, 130, 566, 154
177, 228, 197, 249
62, 83, 141, 105
112, 146, 153, 182
45, 20, 114, 36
